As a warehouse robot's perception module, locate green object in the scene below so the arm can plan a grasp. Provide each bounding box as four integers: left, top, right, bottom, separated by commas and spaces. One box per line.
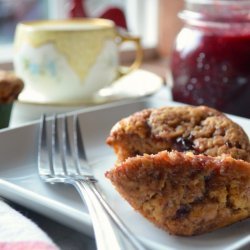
0, 103, 13, 129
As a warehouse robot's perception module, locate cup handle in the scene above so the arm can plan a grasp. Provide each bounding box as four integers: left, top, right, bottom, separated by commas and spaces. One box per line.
116, 30, 143, 76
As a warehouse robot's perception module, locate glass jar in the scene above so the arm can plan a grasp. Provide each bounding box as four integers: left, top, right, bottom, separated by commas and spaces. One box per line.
169, 0, 250, 118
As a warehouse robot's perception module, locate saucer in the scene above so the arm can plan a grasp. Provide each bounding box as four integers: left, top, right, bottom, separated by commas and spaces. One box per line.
10, 69, 164, 127
18, 69, 164, 105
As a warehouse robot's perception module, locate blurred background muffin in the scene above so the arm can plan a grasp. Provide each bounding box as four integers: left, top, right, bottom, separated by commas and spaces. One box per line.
0, 70, 24, 128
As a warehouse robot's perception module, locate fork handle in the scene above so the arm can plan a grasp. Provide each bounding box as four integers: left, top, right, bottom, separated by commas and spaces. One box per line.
74, 180, 146, 250
74, 180, 122, 250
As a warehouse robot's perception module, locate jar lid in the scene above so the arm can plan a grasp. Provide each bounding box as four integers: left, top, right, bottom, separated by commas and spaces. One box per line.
184, 0, 250, 4
181, 0, 250, 23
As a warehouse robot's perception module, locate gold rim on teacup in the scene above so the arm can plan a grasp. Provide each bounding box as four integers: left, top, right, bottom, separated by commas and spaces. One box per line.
17, 18, 115, 31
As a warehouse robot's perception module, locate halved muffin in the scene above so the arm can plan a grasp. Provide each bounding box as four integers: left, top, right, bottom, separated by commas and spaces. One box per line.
105, 151, 250, 236
106, 106, 250, 163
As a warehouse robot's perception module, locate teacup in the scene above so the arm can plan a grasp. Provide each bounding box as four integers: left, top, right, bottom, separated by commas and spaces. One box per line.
14, 18, 142, 104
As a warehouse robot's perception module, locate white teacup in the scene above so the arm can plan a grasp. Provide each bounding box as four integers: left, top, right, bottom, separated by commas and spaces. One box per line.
14, 18, 142, 104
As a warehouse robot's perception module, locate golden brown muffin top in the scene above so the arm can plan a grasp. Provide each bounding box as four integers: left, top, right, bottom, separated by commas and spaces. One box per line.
107, 105, 250, 162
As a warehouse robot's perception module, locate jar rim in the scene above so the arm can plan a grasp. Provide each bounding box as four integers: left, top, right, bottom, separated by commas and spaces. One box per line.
185, 0, 250, 5
178, 10, 250, 28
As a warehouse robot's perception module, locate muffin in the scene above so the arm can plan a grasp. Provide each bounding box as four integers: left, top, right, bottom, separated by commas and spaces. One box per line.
106, 105, 250, 236
106, 105, 250, 163
105, 150, 250, 236
0, 70, 24, 128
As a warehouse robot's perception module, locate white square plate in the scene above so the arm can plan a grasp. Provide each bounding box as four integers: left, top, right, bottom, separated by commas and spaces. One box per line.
0, 96, 249, 250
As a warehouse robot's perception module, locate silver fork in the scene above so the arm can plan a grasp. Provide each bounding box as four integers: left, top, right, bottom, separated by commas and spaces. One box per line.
38, 114, 146, 250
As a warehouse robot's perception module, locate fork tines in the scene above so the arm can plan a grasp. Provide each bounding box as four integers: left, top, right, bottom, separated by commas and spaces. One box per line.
38, 114, 95, 182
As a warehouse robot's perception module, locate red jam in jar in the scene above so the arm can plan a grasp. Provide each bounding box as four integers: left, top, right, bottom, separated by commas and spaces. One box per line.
169, 0, 250, 118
